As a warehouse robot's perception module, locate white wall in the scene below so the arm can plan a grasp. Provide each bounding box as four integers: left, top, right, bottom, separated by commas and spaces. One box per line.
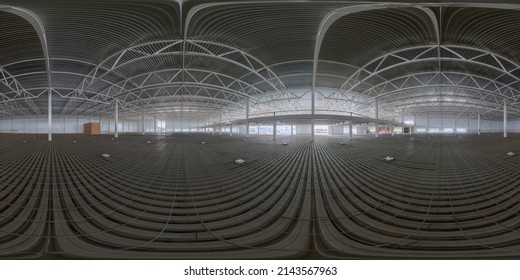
295, 124, 311, 135
1, 115, 518, 134
0, 116, 150, 134
331, 124, 344, 135
509, 120, 520, 132
411, 115, 508, 133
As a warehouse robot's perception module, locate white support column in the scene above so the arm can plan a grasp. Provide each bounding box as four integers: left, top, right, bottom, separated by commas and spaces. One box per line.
504, 100, 508, 138
114, 100, 119, 138
48, 88, 52, 141
229, 123, 233, 136
141, 111, 145, 134
311, 88, 315, 141
374, 98, 379, 137
291, 123, 294, 136
401, 111, 405, 134
440, 112, 443, 132
454, 115, 457, 134
180, 110, 183, 132
427, 113, 430, 133
153, 116, 157, 133
477, 113, 481, 136
413, 114, 416, 134
273, 112, 277, 140
246, 98, 250, 137
392, 117, 395, 136
349, 112, 353, 139
219, 111, 222, 135
467, 115, 470, 133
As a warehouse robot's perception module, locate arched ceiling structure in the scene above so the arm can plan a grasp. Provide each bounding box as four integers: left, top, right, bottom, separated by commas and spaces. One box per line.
1, 0, 520, 121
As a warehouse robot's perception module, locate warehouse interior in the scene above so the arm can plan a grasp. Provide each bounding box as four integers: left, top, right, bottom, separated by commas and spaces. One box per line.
1, 0, 520, 259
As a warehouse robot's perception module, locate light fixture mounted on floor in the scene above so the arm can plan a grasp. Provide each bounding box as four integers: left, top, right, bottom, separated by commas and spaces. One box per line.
234, 159, 245, 164
101, 153, 111, 158
384, 156, 395, 162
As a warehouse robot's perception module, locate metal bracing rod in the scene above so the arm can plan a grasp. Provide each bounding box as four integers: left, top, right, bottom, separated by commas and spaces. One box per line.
187, 39, 289, 94
76, 40, 182, 94
59, 41, 286, 120
0, 100, 32, 116
0, 6, 53, 139
103, 68, 265, 100
339, 44, 520, 92
350, 56, 520, 97
0, 67, 32, 99
334, 52, 520, 116
74, 90, 240, 117
378, 85, 512, 110
112, 82, 257, 103
361, 71, 520, 103
75, 40, 287, 99
127, 92, 242, 108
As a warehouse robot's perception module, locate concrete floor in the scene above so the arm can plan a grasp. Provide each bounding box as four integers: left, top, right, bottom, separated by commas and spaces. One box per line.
1, 133, 519, 259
